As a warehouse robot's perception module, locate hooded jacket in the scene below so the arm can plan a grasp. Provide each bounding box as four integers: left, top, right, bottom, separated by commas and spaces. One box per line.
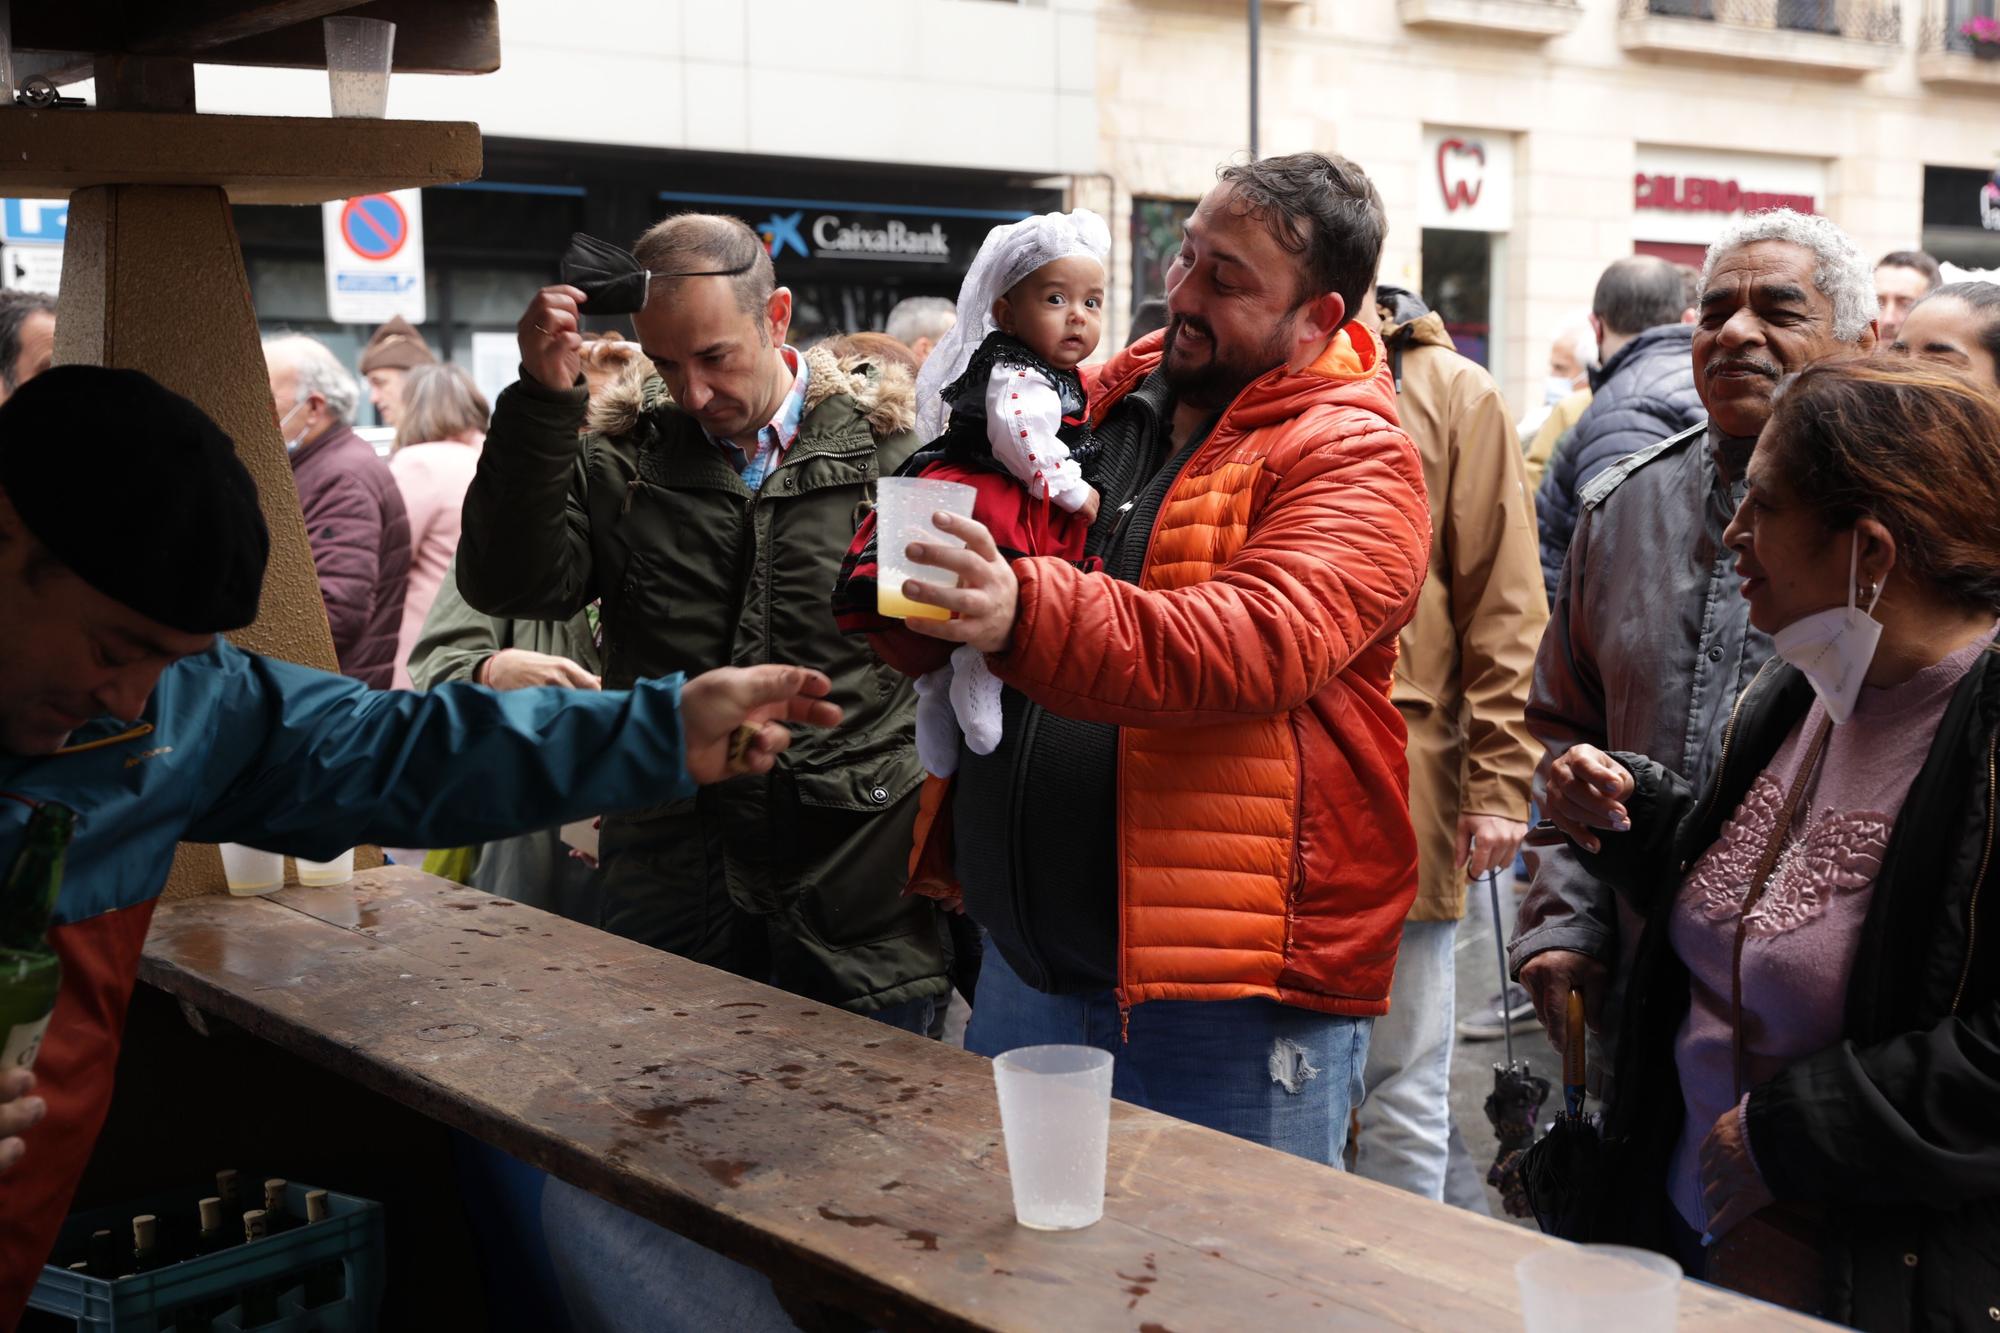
956, 323, 1430, 1017
457, 343, 950, 1012
1536, 323, 1703, 598
1377, 290, 1547, 920
289, 422, 412, 689
0, 643, 704, 1326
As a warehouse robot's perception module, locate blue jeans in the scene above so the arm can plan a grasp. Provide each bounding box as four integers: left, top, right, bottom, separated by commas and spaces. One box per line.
965, 946, 1372, 1166
1355, 918, 1457, 1199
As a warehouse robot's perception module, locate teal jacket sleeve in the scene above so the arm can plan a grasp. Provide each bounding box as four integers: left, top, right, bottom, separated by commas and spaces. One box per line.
184, 646, 693, 859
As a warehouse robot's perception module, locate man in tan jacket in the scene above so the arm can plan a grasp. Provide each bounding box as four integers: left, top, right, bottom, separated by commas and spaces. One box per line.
1356, 286, 1547, 1202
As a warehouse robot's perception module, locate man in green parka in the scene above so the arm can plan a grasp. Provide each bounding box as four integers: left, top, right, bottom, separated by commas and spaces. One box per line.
458, 213, 949, 1030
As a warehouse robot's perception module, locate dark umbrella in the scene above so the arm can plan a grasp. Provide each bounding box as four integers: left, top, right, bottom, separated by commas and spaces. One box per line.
1477, 870, 1548, 1218
1519, 989, 1604, 1237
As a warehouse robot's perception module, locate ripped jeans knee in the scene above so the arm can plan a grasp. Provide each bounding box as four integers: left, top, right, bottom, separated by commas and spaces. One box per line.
1268, 1036, 1321, 1095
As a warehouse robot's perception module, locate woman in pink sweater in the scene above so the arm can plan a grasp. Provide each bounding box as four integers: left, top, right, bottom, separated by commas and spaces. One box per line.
389, 363, 489, 689
1545, 359, 2000, 1330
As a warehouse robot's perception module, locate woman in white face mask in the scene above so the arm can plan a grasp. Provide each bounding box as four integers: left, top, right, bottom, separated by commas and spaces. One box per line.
1538, 358, 2000, 1327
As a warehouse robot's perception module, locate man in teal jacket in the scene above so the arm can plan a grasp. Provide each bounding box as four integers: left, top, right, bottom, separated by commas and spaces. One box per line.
0, 367, 843, 1322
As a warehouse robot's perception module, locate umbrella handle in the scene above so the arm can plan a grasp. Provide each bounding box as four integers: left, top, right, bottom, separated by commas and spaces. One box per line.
1564, 990, 1587, 1107
1485, 869, 1513, 1067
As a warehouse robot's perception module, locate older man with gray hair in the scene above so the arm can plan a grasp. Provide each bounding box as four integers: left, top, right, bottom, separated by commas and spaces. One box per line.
883, 294, 955, 364
1507, 211, 1877, 1086
263, 333, 412, 687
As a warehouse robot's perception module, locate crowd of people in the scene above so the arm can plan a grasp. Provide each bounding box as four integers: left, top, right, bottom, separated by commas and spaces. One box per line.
0, 146, 1995, 1331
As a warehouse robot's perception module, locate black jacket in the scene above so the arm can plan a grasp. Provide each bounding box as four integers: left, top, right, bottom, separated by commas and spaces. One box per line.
1575, 650, 2000, 1331
1536, 324, 1702, 598
954, 372, 1196, 992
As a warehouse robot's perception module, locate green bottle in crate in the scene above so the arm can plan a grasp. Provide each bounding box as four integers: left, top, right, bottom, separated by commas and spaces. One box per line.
85, 1226, 119, 1279
0, 802, 75, 1072
261, 1178, 295, 1234
216, 1168, 243, 1218
301, 1190, 344, 1308
239, 1210, 279, 1328
129, 1214, 160, 1273
196, 1196, 229, 1256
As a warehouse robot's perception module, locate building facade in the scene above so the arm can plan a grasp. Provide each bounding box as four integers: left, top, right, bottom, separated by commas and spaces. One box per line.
63, 0, 1993, 428
1096, 0, 2000, 415
177, 0, 1096, 416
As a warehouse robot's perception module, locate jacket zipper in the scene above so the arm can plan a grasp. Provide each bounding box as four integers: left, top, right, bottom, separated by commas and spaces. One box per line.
1008, 703, 1053, 988
1282, 719, 1305, 961
1951, 727, 1997, 1015
1111, 386, 1261, 1036
1682, 658, 1772, 870
52, 722, 154, 757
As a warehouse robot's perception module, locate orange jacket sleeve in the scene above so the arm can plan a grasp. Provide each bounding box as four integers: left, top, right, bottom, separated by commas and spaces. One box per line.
991, 417, 1430, 728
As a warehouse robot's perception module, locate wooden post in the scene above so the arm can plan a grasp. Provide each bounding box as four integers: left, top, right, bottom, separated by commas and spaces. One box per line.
53, 185, 360, 898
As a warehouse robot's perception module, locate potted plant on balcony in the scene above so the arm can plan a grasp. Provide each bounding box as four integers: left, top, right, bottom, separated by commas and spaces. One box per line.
1962, 14, 2000, 58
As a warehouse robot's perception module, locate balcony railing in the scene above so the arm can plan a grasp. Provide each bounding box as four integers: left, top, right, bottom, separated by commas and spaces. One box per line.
1620, 0, 1905, 70
1398, 0, 1585, 39
1917, 2, 2000, 87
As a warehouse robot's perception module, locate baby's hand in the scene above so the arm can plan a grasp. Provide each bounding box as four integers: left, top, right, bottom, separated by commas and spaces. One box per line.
1077, 486, 1101, 525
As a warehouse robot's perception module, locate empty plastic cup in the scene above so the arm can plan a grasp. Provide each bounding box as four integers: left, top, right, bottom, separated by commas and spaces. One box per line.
874, 477, 977, 622
218, 845, 285, 897
324, 16, 395, 117
296, 849, 356, 887
992, 1044, 1114, 1230
1516, 1244, 1680, 1333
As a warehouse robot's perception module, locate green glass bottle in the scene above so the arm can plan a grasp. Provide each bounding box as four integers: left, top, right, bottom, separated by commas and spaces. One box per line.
300, 1190, 344, 1308
238, 1210, 279, 1328
129, 1214, 160, 1274
0, 802, 75, 1073
195, 1196, 228, 1256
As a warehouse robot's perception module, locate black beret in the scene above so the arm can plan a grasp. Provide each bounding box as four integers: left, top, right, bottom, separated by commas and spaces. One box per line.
0, 367, 269, 633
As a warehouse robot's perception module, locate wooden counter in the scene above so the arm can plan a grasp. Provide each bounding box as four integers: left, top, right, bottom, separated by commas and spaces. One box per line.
138, 867, 1828, 1332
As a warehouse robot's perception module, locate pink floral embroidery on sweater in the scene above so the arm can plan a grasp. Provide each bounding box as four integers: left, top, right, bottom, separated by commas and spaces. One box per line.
1685, 774, 1891, 937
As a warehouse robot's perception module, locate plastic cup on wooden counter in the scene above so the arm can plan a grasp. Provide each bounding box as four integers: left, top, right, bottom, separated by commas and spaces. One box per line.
324, 16, 395, 118
1516, 1244, 1679, 1333
992, 1044, 1113, 1230
296, 849, 356, 887
219, 845, 284, 897
874, 477, 976, 622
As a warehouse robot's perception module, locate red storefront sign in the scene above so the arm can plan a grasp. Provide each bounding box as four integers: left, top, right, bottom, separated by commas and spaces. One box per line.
1634, 173, 1816, 216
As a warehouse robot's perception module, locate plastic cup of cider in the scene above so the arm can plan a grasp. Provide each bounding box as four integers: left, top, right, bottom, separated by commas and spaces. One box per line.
875, 477, 977, 622
219, 844, 285, 897
296, 849, 356, 887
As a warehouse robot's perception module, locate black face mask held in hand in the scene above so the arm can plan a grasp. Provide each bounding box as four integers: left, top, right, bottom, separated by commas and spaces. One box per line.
557, 232, 761, 315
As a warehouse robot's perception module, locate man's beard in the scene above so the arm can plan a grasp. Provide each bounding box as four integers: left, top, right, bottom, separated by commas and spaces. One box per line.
1160, 310, 1297, 410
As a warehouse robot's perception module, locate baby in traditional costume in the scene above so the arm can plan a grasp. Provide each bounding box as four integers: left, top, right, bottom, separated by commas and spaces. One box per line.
834, 209, 1110, 775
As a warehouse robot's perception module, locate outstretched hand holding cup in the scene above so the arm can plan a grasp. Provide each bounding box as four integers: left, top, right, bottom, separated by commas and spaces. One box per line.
679, 665, 843, 784
875, 477, 977, 622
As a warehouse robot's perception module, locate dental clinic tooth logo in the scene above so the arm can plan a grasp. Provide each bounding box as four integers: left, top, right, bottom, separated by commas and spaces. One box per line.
1436, 138, 1486, 213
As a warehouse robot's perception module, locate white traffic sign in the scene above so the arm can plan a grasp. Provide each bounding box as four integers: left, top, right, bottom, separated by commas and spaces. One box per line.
1, 200, 67, 245
322, 188, 425, 324
2, 246, 61, 295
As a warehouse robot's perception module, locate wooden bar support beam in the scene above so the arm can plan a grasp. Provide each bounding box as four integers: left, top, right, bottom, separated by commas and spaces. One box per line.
0, 110, 482, 205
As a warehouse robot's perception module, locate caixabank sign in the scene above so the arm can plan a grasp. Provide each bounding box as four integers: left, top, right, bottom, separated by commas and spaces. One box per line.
657, 190, 1031, 273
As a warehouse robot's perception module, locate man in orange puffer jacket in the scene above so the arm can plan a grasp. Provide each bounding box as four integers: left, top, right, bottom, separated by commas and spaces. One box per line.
897, 153, 1431, 1166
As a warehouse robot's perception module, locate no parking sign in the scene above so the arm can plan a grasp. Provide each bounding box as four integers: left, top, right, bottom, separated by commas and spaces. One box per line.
322, 188, 425, 324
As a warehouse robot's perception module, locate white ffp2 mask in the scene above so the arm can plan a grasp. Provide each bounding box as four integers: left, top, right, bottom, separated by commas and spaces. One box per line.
1770, 532, 1883, 725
